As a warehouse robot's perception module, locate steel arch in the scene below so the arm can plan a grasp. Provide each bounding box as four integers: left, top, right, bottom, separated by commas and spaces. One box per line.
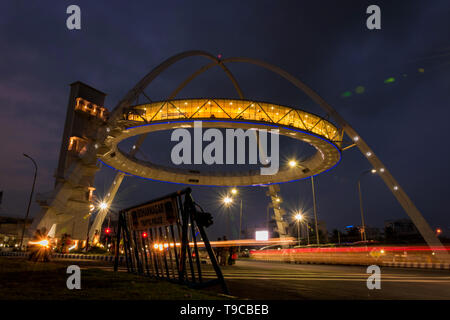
92, 52, 447, 260
215, 56, 447, 259
89, 51, 245, 241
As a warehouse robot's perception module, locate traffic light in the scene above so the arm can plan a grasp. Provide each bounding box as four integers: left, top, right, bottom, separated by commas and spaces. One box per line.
142, 231, 148, 238
105, 227, 111, 234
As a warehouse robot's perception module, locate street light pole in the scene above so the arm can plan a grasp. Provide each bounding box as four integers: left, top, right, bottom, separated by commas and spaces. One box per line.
294, 213, 303, 246
238, 199, 243, 254
225, 189, 243, 254
223, 195, 233, 239
20, 154, 37, 251
357, 179, 367, 242
288, 160, 318, 245
357, 169, 375, 242
306, 220, 310, 245
311, 176, 320, 245
227, 206, 231, 239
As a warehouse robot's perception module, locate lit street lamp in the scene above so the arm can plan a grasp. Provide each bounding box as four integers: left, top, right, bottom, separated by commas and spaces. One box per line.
20, 154, 37, 251
288, 160, 297, 168
294, 212, 303, 245
99, 201, 108, 210
223, 196, 233, 205
228, 188, 244, 253
357, 169, 377, 242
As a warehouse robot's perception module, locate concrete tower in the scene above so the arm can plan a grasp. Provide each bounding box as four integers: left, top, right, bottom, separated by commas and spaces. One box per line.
30, 82, 107, 241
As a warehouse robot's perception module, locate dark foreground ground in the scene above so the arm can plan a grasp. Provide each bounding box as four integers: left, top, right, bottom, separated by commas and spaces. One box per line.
0, 257, 227, 300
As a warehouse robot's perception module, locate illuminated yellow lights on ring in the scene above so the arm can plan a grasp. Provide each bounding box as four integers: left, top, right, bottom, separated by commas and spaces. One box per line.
99, 98, 342, 186
128, 99, 340, 142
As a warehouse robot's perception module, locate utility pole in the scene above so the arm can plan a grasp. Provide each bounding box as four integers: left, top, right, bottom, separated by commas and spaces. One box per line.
358, 169, 375, 242
311, 176, 320, 245
358, 178, 367, 242
306, 222, 310, 245
238, 199, 243, 254
20, 154, 37, 251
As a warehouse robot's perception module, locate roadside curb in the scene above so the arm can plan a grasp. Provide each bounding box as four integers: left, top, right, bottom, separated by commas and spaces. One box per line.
0, 251, 125, 262
382, 261, 450, 270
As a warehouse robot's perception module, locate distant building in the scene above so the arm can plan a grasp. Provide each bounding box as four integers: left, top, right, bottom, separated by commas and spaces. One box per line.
363, 226, 381, 240
384, 218, 422, 242
287, 220, 328, 243
0, 216, 32, 248
340, 225, 361, 242
339, 225, 381, 242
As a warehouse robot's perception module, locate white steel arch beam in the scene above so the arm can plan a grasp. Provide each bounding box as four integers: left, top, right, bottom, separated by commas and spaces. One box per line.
108, 51, 244, 125
88, 51, 245, 241
219, 57, 448, 260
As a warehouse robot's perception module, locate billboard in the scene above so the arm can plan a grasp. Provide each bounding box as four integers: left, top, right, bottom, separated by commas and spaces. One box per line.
255, 230, 269, 241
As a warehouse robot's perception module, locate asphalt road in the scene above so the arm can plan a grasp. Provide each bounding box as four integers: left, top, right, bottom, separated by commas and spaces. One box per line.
61, 257, 450, 299
201, 260, 450, 300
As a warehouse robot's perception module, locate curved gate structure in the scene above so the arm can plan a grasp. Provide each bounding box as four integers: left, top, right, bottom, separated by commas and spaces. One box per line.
31, 50, 447, 261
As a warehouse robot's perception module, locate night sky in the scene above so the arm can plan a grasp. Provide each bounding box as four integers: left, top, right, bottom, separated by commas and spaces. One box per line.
1, 1, 449, 239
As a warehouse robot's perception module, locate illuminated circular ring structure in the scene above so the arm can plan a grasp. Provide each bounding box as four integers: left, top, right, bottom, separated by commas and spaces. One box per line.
98, 98, 342, 186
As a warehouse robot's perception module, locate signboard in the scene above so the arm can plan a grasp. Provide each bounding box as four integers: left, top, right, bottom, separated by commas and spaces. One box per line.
115, 188, 228, 294
127, 197, 178, 230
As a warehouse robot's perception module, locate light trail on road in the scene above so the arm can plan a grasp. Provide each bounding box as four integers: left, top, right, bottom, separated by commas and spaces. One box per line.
77, 258, 450, 299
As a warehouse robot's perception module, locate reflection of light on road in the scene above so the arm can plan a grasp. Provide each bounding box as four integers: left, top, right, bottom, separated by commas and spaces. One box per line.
148, 238, 295, 249
251, 245, 450, 254
205, 237, 295, 247
249, 245, 450, 265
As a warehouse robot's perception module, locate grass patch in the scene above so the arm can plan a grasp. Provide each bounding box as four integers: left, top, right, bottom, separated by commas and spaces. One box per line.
0, 257, 227, 300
